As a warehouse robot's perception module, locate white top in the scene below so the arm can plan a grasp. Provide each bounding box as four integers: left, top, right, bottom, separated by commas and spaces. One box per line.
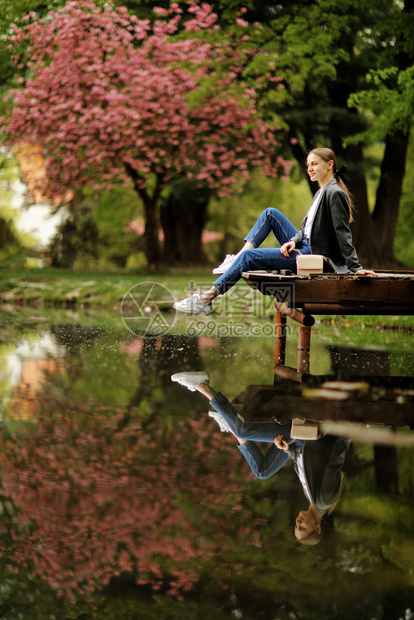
296, 452, 312, 503
304, 189, 323, 239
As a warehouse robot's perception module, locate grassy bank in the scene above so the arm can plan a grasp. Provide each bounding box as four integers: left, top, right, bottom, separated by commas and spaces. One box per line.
0, 266, 214, 308
1, 266, 414, 333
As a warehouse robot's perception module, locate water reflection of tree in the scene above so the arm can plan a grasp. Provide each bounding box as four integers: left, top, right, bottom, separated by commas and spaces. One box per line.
51, 323, 103, 354
125, 334, 203, 424
1, 378, 413, 618
0, 380, 261, 604
328, 345, 401, 495
0, 331, 413, 616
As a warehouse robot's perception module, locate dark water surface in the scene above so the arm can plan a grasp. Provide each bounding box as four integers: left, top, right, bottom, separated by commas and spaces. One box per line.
0, 308, 413, 619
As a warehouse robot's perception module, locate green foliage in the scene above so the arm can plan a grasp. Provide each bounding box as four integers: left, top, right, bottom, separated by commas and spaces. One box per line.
48, 188, 142, 269
88, 187, 142, 268
0, 217, 22, 263
344, 0, 414, 146
347, 65, 414, 144
1, 0, 414, 269
48, 205, 100, 269
191, 0, 411, 260
205, 0, 414, 269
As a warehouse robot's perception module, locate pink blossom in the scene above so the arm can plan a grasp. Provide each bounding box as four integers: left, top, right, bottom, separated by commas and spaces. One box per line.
201, 230, 224, 243
2, 0, 291, 230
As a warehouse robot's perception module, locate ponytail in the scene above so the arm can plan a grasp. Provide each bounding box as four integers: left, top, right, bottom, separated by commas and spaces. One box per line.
308, 148, 355, 223
335, 174, 355, 223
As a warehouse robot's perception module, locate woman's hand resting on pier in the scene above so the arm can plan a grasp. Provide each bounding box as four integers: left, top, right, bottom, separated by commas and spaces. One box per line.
354, 269, 378, 276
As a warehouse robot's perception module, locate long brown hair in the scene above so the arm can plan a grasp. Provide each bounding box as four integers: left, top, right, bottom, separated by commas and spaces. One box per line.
308, 148, 355, 223
297, 472, 345, 546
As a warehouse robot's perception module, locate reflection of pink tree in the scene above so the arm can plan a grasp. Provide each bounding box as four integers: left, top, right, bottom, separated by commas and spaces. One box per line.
0, 393, 262, 601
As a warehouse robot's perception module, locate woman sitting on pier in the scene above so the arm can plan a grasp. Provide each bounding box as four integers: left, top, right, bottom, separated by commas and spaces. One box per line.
174, 147, 376, 315
172, 370, 350, 546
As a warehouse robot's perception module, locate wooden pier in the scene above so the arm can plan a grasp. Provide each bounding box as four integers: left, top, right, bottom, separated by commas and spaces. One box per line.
242, 270, 414, 373
232, 377, 414, 425
237, 270, 414, 437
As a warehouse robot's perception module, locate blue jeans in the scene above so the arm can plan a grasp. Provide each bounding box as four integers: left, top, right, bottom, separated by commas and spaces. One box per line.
210, 392, 304, 480
213, 208, 311, 295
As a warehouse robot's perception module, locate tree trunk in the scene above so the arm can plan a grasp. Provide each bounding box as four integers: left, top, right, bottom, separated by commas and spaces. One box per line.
288, 19, 412, 270
357, 0, 414, 268
141, 194, 161, 268
374, 444, 399, 494
160, 185, 210, 265
371, 130, 410, 265
350, 131, 410, 268
124, 163, 161, 267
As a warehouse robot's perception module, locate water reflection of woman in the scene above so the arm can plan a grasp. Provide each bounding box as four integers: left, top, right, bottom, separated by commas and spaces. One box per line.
172, 371, 350, 546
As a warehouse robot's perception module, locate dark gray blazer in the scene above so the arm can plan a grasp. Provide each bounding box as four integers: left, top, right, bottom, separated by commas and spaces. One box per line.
290, 178, 363, 273
292, 435, 351, 515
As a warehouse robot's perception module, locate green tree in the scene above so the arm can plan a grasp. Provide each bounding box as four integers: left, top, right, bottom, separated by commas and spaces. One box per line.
48, 200, 100, 269
219, 0, 414, 268
345, 0, 414, 266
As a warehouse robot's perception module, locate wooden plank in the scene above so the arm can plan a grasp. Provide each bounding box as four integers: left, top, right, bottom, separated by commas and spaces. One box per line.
242, 271, 414, 306
292, 279, 414, 304
232, 384, 301, 410
243, 270, 414, 281
237, 395, 414, 426
302, 303, 414, 315
320, 423, 414, 446
233, 376, 414, 395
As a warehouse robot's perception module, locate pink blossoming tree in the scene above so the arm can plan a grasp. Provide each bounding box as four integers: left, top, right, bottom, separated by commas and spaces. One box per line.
2, 1, 290, 266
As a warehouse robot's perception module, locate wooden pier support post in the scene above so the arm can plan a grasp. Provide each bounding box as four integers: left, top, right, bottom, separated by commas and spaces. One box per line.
273, 365, 303, 383
275, 302, 315, 327
274, 309, 286, 367
273, 302, 315, 375
297, 325, 311, 373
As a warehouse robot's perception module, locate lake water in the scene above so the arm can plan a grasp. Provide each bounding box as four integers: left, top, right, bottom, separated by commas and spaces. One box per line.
0, 307, 413, 619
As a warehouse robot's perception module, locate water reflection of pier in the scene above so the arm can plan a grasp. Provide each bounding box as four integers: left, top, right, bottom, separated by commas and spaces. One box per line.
232, 346, 414, 447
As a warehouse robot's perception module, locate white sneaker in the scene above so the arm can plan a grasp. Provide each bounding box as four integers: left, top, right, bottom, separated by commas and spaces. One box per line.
171, 371, 210, 391
208, 410, 231, 433
173, 294, 212, 315
213, 254, 236, 274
